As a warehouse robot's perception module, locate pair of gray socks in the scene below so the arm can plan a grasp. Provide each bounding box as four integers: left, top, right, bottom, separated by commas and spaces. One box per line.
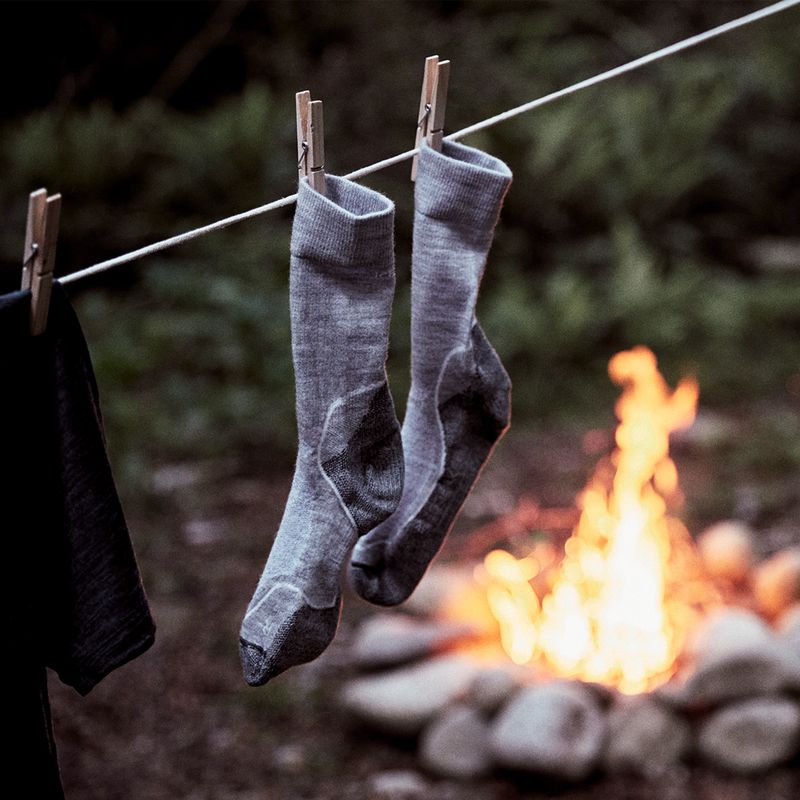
240, 140, 512, 686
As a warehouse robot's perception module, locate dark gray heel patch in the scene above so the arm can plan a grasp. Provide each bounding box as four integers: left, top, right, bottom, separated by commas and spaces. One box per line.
433, 323, 511, 511
321, 382, 403, 535
391, 325, 511, 586
467, 322, 512, 435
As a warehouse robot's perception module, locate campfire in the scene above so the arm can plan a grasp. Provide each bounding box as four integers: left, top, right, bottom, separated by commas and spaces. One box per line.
341, 347, 800, 782
479, 346, 716, 694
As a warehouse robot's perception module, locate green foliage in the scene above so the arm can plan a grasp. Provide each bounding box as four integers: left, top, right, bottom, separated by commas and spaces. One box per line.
0, 2, 798, 492
481, 217, 800, 424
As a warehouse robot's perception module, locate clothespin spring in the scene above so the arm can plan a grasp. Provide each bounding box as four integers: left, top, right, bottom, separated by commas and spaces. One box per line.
296, 91, 327, 195
412, 56, 450, 181
417, 104, 431, 130
22, 188, 61, 336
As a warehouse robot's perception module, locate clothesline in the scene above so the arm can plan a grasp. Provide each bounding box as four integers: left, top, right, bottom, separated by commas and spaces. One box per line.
60, 0, 800, 287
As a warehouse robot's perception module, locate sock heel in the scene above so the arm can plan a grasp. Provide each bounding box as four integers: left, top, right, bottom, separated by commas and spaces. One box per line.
320, 381, 404, 536
467, 323, 512, 434
349, 326, 511, 607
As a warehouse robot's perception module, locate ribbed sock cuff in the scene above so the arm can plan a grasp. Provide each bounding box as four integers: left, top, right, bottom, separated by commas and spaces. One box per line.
415, 140, 512, 237
291, 175, 395, 270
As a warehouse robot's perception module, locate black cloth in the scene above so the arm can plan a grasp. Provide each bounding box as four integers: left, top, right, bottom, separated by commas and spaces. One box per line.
1, 281, 155, 798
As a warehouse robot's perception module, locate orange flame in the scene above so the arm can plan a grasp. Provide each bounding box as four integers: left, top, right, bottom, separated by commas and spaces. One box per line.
482, 346, 714, 694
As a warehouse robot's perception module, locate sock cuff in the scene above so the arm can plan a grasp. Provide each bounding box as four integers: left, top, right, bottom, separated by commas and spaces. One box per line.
291, 175, 395, 270
414, 140, 512, 235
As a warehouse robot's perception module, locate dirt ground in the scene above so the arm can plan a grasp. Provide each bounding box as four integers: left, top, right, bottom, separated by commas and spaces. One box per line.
49, 421, 800, 800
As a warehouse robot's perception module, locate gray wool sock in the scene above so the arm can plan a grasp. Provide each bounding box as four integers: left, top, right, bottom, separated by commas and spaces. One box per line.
349, 140, 512, 606
240, 176, 403, 685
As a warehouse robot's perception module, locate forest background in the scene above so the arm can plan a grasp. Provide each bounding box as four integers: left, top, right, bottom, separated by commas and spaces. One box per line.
1, 0, 798, 500
0, 4, 798, 797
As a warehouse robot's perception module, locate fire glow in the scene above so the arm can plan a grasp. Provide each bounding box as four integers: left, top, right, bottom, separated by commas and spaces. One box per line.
479, 347, 716, 694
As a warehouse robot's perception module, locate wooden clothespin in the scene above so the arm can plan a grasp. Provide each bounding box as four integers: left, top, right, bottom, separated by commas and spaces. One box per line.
411, 55, 451, 181
296, 90, 326, 195
21, 188, 61, 336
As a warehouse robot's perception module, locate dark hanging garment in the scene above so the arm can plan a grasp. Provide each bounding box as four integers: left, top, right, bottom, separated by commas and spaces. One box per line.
1, 281, 155, 798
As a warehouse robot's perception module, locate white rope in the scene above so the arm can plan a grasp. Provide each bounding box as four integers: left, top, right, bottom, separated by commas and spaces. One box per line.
60, 193, 300, 285
448, 0, 800, 141
60, 0, 800, 286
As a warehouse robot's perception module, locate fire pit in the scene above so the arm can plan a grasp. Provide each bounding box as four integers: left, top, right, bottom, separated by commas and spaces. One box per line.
339, 347, 800, 782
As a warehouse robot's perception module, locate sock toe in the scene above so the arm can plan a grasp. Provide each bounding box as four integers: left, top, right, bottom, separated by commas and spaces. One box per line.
347, 560, 412, 607
239, 584, 342, 685
239, 639, 272, 687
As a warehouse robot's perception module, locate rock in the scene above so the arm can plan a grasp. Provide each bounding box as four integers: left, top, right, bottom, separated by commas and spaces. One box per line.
684, 607, 771, 662
777, 604, 800, 658
697, 521, 754, 584
604, 695, 691, 776
419, 705, 493, 780
697, 696, 800, 774
489, 681, 606, 780
340, 655, 481, 736
667, 609, 800, 708
401, 564, 478, 617
271, 743, 305, 772
778, 602, 800, 630
681, 646, 800, 707
368, 770, 429, 800
753, 547, 800, 618
350, 614, 478, 670
467, 667, 523, 715
582, 681, 617, 708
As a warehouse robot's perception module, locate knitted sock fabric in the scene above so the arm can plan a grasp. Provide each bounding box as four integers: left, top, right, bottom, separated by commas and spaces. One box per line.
349, 140, 512, 606
240, 176, 403, 685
